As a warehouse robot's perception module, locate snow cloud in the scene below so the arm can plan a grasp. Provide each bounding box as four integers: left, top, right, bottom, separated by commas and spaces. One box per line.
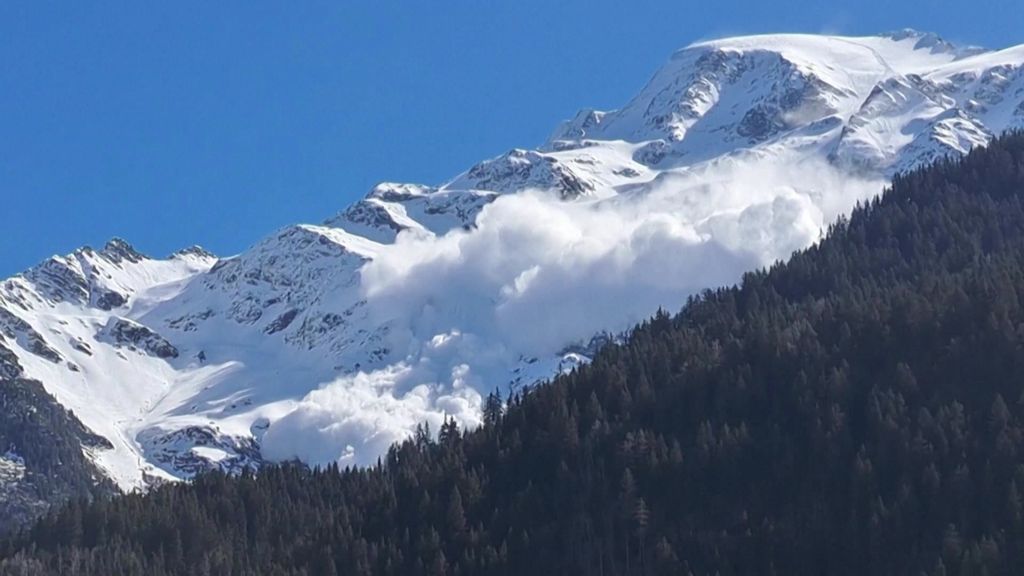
261, 360, 483, 466
262, 155, 883, 467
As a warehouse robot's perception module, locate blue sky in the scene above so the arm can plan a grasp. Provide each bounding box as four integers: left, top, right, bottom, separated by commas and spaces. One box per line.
2, 1, 1021, 276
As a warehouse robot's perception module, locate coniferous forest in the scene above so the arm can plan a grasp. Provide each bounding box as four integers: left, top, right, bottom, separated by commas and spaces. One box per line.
4, 133, 1024, 575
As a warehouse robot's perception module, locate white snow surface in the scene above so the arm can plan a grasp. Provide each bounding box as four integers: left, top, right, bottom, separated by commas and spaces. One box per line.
3, 31, 1023, 489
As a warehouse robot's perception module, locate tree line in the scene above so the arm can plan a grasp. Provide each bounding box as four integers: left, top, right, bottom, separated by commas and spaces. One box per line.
4, 133, 1024, 575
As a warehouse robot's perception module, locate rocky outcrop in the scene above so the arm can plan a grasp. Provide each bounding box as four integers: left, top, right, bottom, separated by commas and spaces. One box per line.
0, 309, 62, 364
139, 425, 262, 479
101, 318, 178, 359
0, 31, 1021, 520
453, 149, 596, 200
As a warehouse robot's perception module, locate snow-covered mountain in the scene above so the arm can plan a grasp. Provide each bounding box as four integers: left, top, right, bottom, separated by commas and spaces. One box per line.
3, 30, 1023, 496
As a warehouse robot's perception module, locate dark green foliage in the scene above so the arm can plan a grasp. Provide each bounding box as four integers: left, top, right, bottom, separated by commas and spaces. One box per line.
0, 376, 115, 531
6, 132, 1024, 574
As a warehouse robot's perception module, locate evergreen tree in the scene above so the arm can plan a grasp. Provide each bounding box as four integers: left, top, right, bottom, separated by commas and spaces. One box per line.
5, 132, 1024, 575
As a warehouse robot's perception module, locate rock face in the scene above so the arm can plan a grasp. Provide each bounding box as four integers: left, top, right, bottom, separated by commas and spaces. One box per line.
1, 30, 1023, 523
102, 318, 179, 359
0, 242, 218, 495
0, 344, 20, 381
139, 425, 261, 478
547, 31, 1020, 175
449, 149, 596, 199
324, 183, 496, 242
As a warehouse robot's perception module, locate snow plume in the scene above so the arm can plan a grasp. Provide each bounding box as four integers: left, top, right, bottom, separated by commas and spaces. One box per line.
261, 360, 483, 467
263, 155, 884, 467
362, 155, 883, 356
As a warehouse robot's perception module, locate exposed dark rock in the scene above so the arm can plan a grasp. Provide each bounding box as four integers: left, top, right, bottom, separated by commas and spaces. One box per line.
100, 238, 146, 265
69, 339, 92, 356
339, 200, 409, 234
0, 309, 62, 364
172, 245, 216, 260
103, 318, 178, 359
167, 309, 215, 332
737, 104, 786, 141
93, 289, 127, 311
139, 425, 262, 479
365, 182, 435, 202
289, 312, 347, 349
229, 297, 264, 324
0, 344, 22, 380
633, 140, 671, 167
264, 309, 300, 335
0, 310, 21, 341
22, 257, 89, 304
27, 338, 62, 364
464, 149, 595, 200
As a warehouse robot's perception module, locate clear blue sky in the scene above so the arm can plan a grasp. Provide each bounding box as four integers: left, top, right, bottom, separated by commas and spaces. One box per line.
2, 1, 1021, 277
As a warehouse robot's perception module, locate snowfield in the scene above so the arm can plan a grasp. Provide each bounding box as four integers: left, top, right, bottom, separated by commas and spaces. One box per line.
2, 30, 1023, 489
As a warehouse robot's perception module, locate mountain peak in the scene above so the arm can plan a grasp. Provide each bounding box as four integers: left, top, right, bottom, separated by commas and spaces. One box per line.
172, 245, 217, 260
881, 28, 986, 58
100, 238, 146, 264
1, 30, 1023, 501
366, 182, 434, 201
882, 27, 946, 42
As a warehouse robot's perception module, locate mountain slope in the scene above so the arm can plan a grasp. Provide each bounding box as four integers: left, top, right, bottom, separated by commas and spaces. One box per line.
0, 348, 115, 531
1, 30, 1023, 504
6, 131, 1024, 576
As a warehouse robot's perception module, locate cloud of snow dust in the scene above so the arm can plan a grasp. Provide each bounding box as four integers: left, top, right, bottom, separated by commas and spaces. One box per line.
261, 359, 483, 467
261, 155, 884, 467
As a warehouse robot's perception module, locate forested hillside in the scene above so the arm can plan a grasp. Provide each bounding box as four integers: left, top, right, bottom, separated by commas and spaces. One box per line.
0, 353, 115, 532
5, 133, 1024, 575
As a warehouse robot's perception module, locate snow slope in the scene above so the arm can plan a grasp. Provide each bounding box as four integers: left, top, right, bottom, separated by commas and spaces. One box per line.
2, 30, 1023, 490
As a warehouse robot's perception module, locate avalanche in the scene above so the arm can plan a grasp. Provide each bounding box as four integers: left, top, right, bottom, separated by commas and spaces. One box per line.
2, 30, 1023, 488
